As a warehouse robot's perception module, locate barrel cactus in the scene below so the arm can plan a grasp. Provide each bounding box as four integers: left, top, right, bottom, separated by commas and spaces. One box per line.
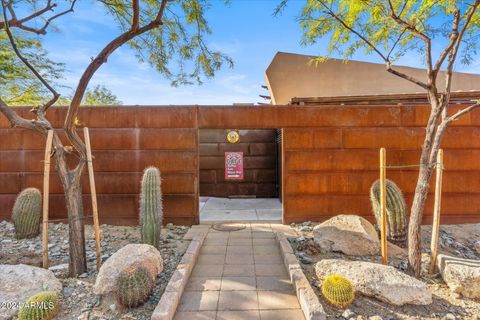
18, 291, 59, 320
140, 166, 162, 248
321, 274, 355, 308
117, 266, 155, 308
370, 179, 408, 243
12, 188, 42, 239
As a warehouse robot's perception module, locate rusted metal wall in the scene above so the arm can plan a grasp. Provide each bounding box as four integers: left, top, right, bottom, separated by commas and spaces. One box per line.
199, 129, 277, 197
0, 107, 199, 226
1, 104, 480, 226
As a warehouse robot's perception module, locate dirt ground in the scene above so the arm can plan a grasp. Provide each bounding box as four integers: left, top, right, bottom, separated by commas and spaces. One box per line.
0, 221, 190, 320
290, 222, 480, 320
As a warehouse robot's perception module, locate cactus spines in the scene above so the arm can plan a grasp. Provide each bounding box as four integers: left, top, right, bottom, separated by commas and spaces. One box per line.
321, 274, 355, 308
12, 188, 42, 239
140, 166, 162, 248
370, 179, 408, 244
18, 291, 59, 320
117, 266, 155, 308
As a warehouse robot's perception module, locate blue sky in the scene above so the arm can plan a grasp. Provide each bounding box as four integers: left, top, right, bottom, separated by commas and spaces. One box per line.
38, 0, 480, 105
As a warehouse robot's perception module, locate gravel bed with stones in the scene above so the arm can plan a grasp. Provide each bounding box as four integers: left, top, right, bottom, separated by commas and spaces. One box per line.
289, 222, 480, 320
0, 221, 190, 320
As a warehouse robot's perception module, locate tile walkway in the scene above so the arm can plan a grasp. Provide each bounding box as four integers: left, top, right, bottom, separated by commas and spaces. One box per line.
200, 197, 282, 223
174, 223, 305, 320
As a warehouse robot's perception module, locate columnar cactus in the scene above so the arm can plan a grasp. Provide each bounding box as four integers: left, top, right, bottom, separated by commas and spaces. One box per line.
140, 166, 162, 248
12, 188, 42, 239
117, 267, 155, 308
321, 274, 355, 308
370, 179, 408, 243
18, 291, 59, 320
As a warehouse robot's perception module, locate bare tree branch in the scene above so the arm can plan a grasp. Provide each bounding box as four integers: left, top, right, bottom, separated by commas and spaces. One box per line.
434, 9, 460, 73
447, 102, 480, 123
132, 0, 139, 31
0, 0, 76, 35
387, 0, 433, 78
440, 1, 480, 119
386, 27, 407, 60
0, 97, 49, 133
15, 0, 55, 24
1, 0, 60, 114
386, 62, 431, 90
36, 0, 77, 35
64, 0, 169, 167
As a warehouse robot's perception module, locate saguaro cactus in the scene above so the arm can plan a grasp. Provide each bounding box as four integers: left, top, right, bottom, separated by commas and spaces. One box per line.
140, 166, 162, 248
370, 179, 408, 243
321, 274, 355, 308
12, 188, 42, 239
117, 267, 155, 308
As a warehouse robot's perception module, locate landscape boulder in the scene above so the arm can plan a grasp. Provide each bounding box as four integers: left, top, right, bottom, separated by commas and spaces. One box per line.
315, 259, 432, 306
313, 215, 380, 256
0, 264, 62, 319
94, 244, 163, 297
437, 254, 480, 299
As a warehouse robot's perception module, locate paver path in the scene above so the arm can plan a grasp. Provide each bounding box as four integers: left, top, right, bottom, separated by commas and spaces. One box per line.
174, 223, 305, 320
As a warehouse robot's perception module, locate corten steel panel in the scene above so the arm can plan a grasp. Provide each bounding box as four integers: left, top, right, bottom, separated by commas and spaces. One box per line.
2, 104, 480, 226
341, 127, 480, 149
3, 150, 197, 173
283, 128, 343, 149
282, 193, 480, 218
284, 149, 480, 172
284, 170, 480, 195
0, 173, 23, 194
0, 106, 200, 225
23, 172, 196, 195
400, 105, 475, 127
198, 105, 404, 128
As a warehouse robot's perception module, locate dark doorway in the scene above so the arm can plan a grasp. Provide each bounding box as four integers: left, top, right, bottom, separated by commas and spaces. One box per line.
199, 129, 279, 198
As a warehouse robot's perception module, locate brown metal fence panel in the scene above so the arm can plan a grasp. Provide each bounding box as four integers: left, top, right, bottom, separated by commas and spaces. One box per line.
1, 104, 480, 225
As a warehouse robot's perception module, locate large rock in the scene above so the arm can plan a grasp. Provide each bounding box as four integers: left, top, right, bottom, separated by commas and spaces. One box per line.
94, 244, 163, 296
313, 215, 380, 256
437, 254, 480, 299
0, 264, 62, 320
315, 259, 432, 306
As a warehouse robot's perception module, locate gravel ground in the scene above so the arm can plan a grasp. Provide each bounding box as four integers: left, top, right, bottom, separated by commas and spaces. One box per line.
0, 221, 190, 320
289, 222, 480, 320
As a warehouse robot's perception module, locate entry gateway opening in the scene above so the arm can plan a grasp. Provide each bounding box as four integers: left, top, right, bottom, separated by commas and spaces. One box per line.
199, 129, 282, 223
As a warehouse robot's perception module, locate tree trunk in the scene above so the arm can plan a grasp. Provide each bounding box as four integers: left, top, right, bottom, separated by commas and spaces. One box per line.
64, 180, 87, 276
407, 165, 434, 276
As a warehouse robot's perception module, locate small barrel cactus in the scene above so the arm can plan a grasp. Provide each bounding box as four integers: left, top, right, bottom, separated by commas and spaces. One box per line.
321, 274, 355, 308
140, 167, 163, 248
18, 291, 59, 320
370, 179, 408, 243
12, 188, 42, 239
117, 266, 155, 308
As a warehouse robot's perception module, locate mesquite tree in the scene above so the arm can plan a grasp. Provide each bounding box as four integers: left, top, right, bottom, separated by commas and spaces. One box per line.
0, 0, 231, 276
282, 0, 480, 276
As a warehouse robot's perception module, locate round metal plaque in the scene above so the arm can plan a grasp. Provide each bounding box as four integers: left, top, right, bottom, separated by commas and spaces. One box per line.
226, 130, 240, 144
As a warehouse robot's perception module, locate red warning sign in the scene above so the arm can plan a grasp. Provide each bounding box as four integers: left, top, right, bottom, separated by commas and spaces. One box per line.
225, 152, 244, 180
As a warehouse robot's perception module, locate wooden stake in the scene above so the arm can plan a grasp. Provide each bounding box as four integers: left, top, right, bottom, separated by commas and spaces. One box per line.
42, 130, 54, 269
429, 149, 444, 274
84, 127, 102, 270
380, 148, 388, 265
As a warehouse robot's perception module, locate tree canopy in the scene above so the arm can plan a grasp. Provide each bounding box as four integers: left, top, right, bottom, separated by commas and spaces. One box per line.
282, 0, 480, 70
0, 32, 64, 106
